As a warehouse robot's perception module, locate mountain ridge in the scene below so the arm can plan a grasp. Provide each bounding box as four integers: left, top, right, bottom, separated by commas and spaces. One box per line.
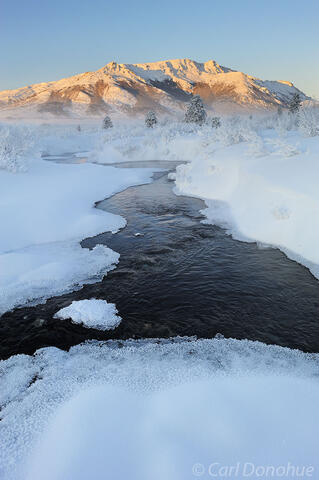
0, 58, 310, 117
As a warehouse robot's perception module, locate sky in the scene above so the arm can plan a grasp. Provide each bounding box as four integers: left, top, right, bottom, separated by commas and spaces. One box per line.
2, 0, 319, 97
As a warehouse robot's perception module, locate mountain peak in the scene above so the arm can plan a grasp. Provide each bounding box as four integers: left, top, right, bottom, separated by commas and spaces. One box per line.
0, 57, 310, 118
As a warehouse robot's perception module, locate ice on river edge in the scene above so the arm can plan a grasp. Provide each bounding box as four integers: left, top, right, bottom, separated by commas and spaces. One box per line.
0, 243, 119, 314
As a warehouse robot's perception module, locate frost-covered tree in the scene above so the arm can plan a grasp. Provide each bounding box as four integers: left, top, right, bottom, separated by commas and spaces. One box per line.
145, 111, 157, 128
211, 116, 221, 129
102, 115, 113, 129
185, 95, 207, 125
288, 93, 302, 114
298, 104, 319, 137
277, 105, 283, 116
0, 125, 38, 173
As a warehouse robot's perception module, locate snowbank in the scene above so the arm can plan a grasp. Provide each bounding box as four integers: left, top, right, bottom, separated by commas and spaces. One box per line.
0, 124, 157, 313
174, 133, 319, 278
1, 337, 318, 480
0, 243, 119, 314
54, 299, 121, 330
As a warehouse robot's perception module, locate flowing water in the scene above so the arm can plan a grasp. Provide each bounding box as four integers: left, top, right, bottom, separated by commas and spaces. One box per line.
1, 159, 319, 359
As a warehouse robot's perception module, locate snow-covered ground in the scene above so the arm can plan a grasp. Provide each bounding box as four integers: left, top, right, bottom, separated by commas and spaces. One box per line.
54, 298, 121, 330
1, 337, 319, 480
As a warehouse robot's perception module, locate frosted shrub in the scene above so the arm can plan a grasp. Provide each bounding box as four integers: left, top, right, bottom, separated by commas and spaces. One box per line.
298, 105, 319, 137
275, 111, 296, 133
213, 116, 260, 147
145, 111, 157, 128
185, 95, 207, 126
93, 112, 319, 166
91, 115, 274, 165
102, 115, 113, 129
0, 125, 37, 173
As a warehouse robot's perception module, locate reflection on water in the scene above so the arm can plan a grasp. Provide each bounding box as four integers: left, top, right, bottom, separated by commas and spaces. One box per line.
2, 161, 319, 359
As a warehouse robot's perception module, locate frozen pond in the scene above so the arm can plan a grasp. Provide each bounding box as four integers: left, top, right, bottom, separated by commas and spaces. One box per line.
1, 160, 319, 358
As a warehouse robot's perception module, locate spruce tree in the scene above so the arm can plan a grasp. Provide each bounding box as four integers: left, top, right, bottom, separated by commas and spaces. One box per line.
211, 116, 221, 128
288, 93, 302, 114
145, 111, 157, 128
102, 115, 113, 129
185, 95, 207, 125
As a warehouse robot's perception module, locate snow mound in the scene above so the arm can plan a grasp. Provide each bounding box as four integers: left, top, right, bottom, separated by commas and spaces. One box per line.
0, 243, 119, 314
54, 299, 121, 330
1, 337, 319, 480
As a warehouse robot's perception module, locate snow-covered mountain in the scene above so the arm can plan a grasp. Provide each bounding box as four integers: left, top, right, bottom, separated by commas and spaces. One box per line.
0, 58, 309, 117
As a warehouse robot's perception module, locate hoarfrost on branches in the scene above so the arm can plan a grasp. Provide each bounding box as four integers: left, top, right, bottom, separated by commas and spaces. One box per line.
185, 95, 207, 126
0, 125, 37, 173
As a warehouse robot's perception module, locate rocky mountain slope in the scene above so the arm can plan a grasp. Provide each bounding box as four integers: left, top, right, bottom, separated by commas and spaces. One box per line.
0, 58, 309, 117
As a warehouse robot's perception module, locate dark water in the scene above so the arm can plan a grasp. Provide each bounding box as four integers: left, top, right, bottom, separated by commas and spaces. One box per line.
1, 160, 319, 359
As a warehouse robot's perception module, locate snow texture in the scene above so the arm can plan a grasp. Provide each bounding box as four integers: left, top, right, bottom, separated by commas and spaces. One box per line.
54, 299, 121, 330
0, 337, 319, 480
0, 243, 119, 314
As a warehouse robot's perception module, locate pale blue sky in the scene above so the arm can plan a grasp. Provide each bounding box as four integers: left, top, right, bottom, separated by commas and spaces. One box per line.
2, 0, 319, 97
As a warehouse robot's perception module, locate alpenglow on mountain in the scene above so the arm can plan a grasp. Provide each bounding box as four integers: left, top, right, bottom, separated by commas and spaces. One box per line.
0, 58, 309, 117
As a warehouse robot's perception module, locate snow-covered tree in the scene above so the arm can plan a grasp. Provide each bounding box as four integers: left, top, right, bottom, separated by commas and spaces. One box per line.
211, 116, 221, 129
145, 111, 157, 128
0, 125, 37, 173
298, 104, 319, 137
288, 93, 302, 114
185, 95, 207, 125
277, 105, 283, 116
102, 115, 113, 129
